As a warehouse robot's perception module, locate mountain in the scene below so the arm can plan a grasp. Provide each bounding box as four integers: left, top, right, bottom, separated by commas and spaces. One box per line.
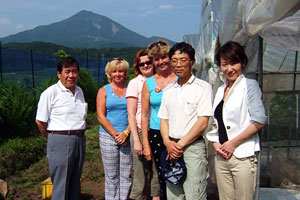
0, 10, 175, 48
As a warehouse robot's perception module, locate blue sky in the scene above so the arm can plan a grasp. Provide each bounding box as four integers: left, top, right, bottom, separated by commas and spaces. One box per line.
0, 0, 201, 42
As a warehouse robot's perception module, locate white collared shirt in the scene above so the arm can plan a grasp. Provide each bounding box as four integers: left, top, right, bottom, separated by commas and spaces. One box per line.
158, 75, 213, 139
36, 80, 87, 131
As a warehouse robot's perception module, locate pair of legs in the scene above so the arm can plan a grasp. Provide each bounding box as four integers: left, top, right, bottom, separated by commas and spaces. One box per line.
99, 131, 132, 200
130, 128, 160, 200
149, 129, 167, 200
215, 154, 257, 200
47, 133, 85, 200
166, 139, 208, 200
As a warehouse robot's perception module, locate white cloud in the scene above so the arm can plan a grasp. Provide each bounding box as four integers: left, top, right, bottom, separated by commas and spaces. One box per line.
158, 4, 174, 10
0, 17, 10, 25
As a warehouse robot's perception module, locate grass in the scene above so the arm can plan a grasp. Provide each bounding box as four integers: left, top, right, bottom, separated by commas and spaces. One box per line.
4, 114, 104, 199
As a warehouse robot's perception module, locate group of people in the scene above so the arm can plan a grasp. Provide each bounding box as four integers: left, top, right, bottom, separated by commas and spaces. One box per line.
35, 39, 267, 200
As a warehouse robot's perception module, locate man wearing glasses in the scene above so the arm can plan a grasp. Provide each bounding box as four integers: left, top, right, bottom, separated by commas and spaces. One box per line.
158, 42, 213, 200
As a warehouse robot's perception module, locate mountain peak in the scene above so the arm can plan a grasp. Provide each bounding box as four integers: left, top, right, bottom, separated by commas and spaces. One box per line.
0, 10, 175, 48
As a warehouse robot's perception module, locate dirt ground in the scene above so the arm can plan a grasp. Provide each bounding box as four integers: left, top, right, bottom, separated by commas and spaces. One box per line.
8, 161, 105, 200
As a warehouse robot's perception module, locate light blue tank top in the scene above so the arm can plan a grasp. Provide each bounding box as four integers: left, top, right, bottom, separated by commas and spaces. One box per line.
146, 76, 164, 130
99, 84, 128, 133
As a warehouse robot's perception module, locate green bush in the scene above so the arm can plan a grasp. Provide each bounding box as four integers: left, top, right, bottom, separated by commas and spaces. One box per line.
0, 136, 47, 179
77, 69, 99, 112
0, 82, 36, 141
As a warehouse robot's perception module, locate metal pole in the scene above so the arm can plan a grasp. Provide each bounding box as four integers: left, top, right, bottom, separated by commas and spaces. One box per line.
86, 50, 89, 69
98, 58, 101, 84
255, 36, 264, 200
0, 41, 2, 83
288, 51, 299, 160
30, 50, 36, 99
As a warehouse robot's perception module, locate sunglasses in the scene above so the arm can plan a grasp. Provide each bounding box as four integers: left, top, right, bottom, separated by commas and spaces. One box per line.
149, 41, 167, 49
109, 58, 124, 63
139, 61, 152, 67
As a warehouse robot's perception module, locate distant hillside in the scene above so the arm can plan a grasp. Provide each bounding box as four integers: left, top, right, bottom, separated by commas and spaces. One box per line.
0, 10, 175, 48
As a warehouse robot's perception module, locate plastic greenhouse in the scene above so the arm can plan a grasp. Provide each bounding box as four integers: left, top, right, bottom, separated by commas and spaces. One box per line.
184, 0, 300, 199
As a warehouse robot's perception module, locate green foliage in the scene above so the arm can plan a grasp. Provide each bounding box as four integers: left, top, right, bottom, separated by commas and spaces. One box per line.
36, 76, 59, 98
0, 82, 37, 141
78, 69, 99, 112
3, 42, 141, 66
269, 93, 297, 140
54, 49, 70, 59
0, 136, 47, 179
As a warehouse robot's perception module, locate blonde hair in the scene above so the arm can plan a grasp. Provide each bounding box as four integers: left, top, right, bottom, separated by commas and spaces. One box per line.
105, 58, 129, 83
147, 39, 170, 59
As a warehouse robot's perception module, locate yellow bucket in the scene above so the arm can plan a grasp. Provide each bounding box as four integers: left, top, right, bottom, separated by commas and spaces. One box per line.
41, 177, 53, 200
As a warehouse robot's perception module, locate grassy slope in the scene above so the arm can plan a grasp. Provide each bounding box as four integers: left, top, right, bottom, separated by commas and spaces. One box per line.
5, 121, 105, 200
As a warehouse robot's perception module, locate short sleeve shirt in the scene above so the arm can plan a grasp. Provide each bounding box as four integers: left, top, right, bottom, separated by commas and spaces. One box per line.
36, 80, 87, 131
126, 75, 145, 128
158, 75, 213, 139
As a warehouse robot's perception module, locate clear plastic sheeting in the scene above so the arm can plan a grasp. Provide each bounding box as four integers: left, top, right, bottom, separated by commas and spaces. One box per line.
188, 1, 300, 196
182, 34, 200, 50
260, 9, 300, 51
192, 0, 300, 93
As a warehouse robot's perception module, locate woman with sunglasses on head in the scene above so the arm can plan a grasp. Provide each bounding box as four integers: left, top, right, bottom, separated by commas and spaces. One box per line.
141, 39, 177, 200
97, 58, 132, 200
206, 41, 267, 200
126, 49, 160, 200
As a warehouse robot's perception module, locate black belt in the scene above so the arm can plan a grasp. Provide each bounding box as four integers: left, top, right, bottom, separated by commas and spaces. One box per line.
50, 130, 85, 136
169, 135, 203, 143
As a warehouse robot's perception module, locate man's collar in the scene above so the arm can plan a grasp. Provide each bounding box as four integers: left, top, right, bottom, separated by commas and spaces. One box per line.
174, 74, 195, 87
57, 80, 77, 93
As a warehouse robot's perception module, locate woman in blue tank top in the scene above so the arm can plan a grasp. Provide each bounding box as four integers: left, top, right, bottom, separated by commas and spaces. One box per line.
97, 58, 132, 200
141, 39, 177, 200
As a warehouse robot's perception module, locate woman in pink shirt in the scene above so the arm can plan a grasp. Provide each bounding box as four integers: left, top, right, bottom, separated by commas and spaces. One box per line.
126, 49, 160, 200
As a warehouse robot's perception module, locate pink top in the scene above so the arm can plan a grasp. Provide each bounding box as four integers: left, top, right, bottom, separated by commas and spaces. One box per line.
126, 74, 146, 128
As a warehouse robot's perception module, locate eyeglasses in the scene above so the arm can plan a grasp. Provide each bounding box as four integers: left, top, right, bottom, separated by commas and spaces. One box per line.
149, 41, 167, 49
109, 58, 124, 63
171, 58, 190, 65
139, 61, 152, 67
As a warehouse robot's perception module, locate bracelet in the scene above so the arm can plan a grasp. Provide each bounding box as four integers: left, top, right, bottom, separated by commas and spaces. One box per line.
124, 130, 129, 136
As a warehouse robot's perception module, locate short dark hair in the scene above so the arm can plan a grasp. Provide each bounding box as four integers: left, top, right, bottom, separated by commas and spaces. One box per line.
215, 41, 248, 69
57, 56, 79, 73
169, 42, 195, 61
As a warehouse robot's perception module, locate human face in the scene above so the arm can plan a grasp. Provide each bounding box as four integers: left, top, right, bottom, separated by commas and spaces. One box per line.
139, 55, 153, 78
110, 67, 126, 84
57, 65, 79, 93
171, 50, 193, 79
220, 57, 242, 85
152, 54, 170, 72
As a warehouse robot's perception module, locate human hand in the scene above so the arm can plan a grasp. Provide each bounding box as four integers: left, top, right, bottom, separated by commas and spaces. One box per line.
115, 131, 128, 145
143, 144, 152, 161
134, 140, 143, 155
220, 140, 236, 159
212, 142, 228, 159
165, 140, 183, 160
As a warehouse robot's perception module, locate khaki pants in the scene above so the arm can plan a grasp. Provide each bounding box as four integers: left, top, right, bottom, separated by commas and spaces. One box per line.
166, 139, 208, 200
215, 154, 257, 200
130, 128, 160, 200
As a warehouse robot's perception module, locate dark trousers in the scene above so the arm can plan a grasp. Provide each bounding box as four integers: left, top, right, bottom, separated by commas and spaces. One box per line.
149, 128, 167, 200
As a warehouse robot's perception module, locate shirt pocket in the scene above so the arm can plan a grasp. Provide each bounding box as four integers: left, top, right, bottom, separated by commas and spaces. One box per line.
184, 100, 197, 115
70, 102, 88, 121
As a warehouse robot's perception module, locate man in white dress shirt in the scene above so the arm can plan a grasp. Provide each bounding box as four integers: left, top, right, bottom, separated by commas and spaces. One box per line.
158, 42, 213, 200
36, 57, 87, 200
